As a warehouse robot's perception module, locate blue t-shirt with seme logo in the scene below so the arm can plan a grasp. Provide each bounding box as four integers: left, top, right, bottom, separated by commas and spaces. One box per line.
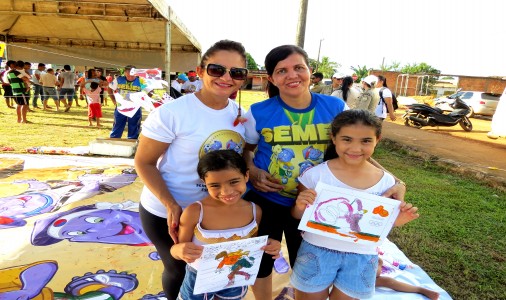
243, 93, 347, 206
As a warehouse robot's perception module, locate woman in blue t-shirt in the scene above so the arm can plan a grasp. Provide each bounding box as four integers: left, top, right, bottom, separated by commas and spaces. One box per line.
242, 44, 407, 299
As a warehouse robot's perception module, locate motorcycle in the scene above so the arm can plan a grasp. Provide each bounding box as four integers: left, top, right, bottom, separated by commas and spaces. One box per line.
402, 96, 473, 131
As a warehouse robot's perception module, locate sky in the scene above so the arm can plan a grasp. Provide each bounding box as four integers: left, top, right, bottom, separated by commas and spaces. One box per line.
169, 0, 506, 77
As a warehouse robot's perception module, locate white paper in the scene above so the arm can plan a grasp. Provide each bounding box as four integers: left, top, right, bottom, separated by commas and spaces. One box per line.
192, 235, 268, 295
299, 182, 400, 245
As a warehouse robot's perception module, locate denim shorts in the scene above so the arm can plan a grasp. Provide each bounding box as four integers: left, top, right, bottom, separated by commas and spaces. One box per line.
290, 240, 378, 299
178, 265, 248, 300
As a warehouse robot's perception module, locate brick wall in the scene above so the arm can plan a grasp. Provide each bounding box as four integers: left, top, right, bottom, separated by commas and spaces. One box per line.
369, 70, 506, 96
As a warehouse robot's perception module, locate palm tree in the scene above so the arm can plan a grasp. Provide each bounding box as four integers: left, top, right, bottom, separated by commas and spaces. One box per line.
315, 56, 340, 78
351, 65, 370, 82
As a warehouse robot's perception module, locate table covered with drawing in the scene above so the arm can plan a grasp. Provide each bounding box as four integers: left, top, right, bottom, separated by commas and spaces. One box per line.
0, 154, 451, 299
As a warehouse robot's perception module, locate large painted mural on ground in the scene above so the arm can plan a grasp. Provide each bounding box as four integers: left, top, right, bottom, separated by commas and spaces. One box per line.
0, 154, 451, 300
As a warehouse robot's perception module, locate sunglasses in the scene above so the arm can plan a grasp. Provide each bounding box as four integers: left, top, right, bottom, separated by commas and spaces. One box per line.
205, 63, 248, 80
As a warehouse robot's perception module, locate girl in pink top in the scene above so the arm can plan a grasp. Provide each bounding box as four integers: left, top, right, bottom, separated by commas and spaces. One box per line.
84, 81, 102, 127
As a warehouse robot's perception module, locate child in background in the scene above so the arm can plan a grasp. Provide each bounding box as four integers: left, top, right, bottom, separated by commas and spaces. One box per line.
84, 81, 102, 127
170, 150, 281, 300
291, 109, 420, 300
376, 258, 440, 300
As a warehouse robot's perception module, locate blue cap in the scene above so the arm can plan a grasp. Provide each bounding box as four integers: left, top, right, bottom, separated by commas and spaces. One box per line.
177, 74, 188, 81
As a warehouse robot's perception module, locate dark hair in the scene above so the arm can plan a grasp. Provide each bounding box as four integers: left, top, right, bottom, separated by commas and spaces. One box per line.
64, 65, 71, 71
87, 69, 94, 78
6, 60, 16, 67
341, 76, 354, 101
24, 62, 31, 66
16, 61, 24, 68
47, 68, 54, 73
90, 82, 99, 89
323, 110, 382, 161
197, 150, 248, 179
312, 72, 323, 80
264, 45, 310, 98
199, 40, 247, 69
38, 63, 45, 68
377, 75, 388, 88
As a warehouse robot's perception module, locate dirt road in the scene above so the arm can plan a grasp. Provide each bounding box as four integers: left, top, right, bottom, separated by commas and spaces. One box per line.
382, 110, 506, 190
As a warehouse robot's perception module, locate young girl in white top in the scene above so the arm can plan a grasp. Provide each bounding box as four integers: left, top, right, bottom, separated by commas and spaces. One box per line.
290, 109, 419, 300
83, 81, 102, 127
170, 150, 281, 300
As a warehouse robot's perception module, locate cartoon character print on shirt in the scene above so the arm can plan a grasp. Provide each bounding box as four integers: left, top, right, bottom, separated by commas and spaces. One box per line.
261, 108, 329, 198
199, 130, 245, 158
30, 201, 152, 246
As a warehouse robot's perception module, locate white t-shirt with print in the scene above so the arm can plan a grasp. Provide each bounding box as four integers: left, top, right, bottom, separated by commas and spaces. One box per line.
140, 93, 246, 218
375, 87, 392, 119
298, 161, 396, 255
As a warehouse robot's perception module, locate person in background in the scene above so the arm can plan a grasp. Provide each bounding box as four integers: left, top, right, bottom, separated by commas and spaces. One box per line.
0, 63, 15, 108
83, 81, 102, 127
134, 40, 248, 300
171, 73, 188, 93
181, 70, 202, 93
171, 150, 281, 300
350, 76, 377, 112
320, 72, 344, 96
375, 75, 396, 121
331, 76, 359, 104
31, 63, 46, 109
40, 68, 60, 111
309, 72, 325, 93
17, 61, 34, 112
6, 60, 31, 123
108, 65, 148, 139
58, 64, 76, 112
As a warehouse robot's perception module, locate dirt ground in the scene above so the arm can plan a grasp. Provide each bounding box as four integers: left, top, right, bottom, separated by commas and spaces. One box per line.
382, 109, 506, 191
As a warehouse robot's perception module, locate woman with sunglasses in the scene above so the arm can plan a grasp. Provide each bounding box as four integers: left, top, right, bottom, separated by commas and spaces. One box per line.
242, 45, 407, 299
134, 39, 249, 300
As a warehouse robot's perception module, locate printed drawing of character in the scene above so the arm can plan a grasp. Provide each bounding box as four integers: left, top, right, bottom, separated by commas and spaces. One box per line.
302, 145, 323, 162
0, 167, 137, 230
0, 261, 138, 300
269, 145, 295, 184
297, 161, 315, 183
203, 140, 223, 153
226, 139, 243, 154
215, 250, 255, 287
315, 197, 366, 233
31, 201, 152, 247
53, 269, 139, 300
0, 260, 57, 299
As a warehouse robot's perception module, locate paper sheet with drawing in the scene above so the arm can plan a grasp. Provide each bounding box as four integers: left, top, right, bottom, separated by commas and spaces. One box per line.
191, 236, 268, 295
299, 182, 400, 245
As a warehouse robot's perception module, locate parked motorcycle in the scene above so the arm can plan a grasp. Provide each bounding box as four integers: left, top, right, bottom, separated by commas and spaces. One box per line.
402, 96, 473, 131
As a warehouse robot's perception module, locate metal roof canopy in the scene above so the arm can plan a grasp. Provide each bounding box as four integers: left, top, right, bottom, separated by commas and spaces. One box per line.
0, 0, 201, 73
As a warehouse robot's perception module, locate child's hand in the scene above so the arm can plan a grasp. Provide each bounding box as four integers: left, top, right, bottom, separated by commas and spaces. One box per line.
394, 201, 419, 227
295, 189, 317, 211
261, 238, 282, 259
170, 242, 203, 263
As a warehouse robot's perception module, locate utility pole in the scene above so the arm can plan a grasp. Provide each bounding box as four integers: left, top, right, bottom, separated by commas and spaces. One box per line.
295, 0, 308, 48
316, 38, 324, 71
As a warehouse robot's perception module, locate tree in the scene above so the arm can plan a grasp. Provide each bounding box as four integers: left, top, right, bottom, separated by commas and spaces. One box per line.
400, 62, 441, 95
351, 65, 371, 82
246, 53, 259, 70
313, 56, 340, 78
400, 62, 440, 75
380, 61, 401, 72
